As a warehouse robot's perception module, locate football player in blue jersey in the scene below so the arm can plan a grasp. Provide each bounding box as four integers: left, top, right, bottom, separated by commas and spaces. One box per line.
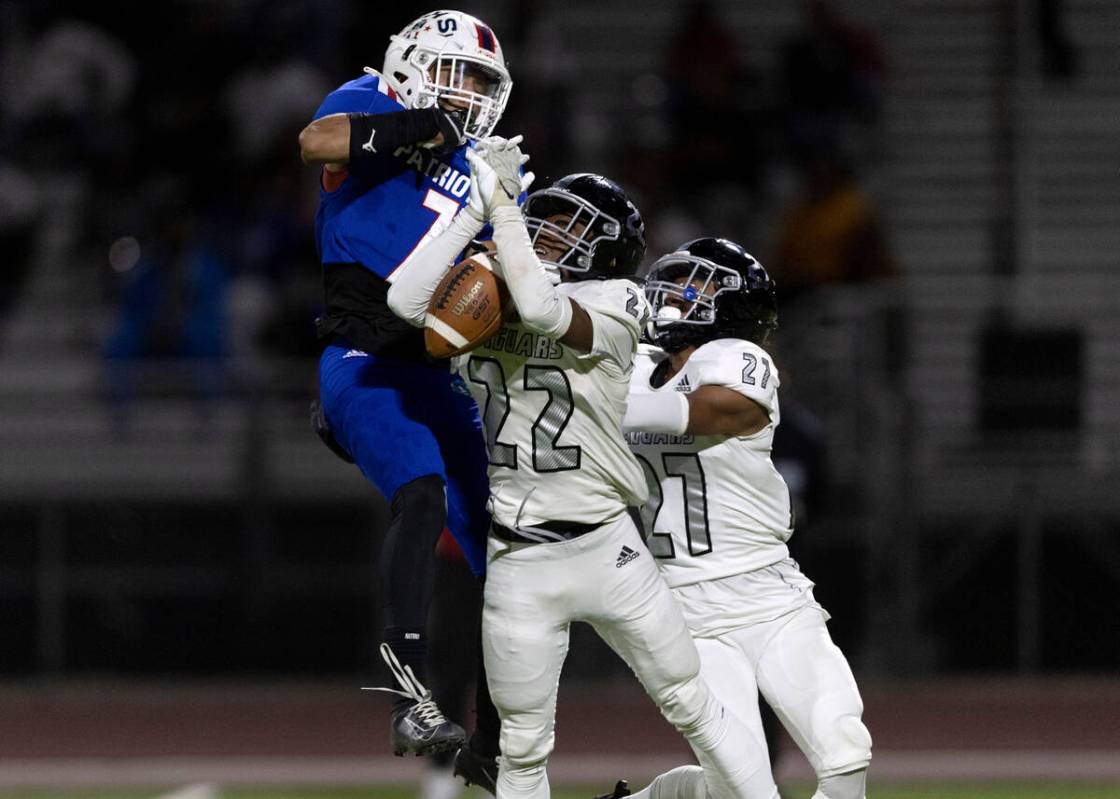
297, 10, 511, 768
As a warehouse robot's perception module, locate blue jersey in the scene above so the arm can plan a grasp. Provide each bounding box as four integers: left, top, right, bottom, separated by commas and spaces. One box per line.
313, 71, 474, 281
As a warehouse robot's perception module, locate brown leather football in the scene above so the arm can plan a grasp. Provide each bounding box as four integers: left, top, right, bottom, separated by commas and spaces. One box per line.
424, 253, 511, 358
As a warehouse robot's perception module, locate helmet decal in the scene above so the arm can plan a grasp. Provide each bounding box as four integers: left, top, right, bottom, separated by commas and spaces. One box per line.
382, 11, 512, 140
475, 24, 496, 53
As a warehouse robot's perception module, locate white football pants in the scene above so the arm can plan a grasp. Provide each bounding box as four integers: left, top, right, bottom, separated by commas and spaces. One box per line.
693, 602, 872, 780
482, 513, 778, 799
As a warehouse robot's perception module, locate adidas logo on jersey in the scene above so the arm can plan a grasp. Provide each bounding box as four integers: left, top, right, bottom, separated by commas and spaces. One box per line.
616, 545, 639, 568
674, 375, 692, 392
343, 349, 369, 359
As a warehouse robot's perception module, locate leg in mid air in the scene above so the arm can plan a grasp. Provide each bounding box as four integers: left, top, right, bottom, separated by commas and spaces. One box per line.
369, 473, 466, 756
583, 518, 780, 799
750, 606, 871, 799
320, 347, 466, 755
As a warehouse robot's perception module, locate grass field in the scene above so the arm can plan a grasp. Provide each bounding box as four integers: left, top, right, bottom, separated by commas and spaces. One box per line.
3, 784, 1120, 799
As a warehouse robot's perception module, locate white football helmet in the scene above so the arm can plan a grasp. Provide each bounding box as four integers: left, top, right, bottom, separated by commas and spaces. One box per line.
381, 10, 512, 140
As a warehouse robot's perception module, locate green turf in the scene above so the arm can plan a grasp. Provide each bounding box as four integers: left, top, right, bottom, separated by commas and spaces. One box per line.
3, 785, 1120, 799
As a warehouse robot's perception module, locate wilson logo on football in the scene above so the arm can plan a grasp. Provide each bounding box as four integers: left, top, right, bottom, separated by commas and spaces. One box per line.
453, 280, 485, 316
424, 253, 511, 359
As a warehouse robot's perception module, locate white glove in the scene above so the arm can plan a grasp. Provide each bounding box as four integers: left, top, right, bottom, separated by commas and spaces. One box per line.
481, 134, 534, 203
467, 135, 535, 216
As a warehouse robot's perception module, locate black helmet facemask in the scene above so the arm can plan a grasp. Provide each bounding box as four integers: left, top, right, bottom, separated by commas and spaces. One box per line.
645, 253, 747, 350
523, 188, 623, 281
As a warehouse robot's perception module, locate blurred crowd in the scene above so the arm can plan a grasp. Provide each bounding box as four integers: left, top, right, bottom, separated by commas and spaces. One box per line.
0, 0, 897, 393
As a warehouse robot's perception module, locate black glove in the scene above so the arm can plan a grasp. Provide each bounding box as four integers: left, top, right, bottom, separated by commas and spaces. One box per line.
431, 108, 468, 154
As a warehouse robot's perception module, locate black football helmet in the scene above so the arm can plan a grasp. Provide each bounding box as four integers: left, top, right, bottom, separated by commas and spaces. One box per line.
644, 237, 777, 353
522, 173, 646, 281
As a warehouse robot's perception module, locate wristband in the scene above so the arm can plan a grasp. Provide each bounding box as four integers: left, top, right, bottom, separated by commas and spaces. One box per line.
347, 109, 443, 165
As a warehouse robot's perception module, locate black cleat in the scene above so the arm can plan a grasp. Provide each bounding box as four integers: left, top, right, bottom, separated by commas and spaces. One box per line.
453, 744, 499, 795
593, 780, 630, 799
388, 698, 466, 757
364, 643, 467, 757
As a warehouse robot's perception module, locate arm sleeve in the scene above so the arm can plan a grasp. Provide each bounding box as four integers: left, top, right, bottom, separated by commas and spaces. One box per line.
622, 391, 690, 434
386, 210, 487, 327
488, 205, 573, 339
692, 341, 779, 421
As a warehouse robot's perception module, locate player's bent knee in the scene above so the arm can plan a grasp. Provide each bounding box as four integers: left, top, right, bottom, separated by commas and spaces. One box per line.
817, 715, 872, 778
390, 474, 447, 528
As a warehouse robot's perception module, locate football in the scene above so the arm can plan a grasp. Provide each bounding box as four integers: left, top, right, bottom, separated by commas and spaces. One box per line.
424, 252, 511, 358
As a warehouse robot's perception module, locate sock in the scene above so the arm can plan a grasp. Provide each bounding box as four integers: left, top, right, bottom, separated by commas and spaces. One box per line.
385, 627, 428, 713
377, 475, 445, 714
812, 769, 867, 799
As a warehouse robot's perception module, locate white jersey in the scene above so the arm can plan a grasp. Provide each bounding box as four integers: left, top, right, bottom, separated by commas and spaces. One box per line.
627, 339, 794, 588
459, 279, 650, 531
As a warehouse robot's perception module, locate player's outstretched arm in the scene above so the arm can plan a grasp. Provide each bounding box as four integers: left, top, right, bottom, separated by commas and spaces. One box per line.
298, 108, 466, 166
467, 142, 596, 352
385, 206, 488, 327
623, 385, 768, 437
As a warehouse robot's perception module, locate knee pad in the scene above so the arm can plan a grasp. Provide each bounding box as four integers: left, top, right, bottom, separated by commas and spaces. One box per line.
390, 474, 448, 528
818, 714, 872, 778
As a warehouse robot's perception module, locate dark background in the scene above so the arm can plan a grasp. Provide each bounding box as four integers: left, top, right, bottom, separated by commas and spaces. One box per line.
1, 0, 1117, 689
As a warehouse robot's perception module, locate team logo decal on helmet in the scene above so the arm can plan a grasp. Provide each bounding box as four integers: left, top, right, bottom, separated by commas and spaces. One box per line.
645, 237, 778, 351
523, 174, 646, 282
381, 10, 512, 140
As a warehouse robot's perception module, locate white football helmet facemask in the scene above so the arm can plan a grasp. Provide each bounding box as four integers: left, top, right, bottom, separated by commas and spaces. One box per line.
380, 10, 512, 141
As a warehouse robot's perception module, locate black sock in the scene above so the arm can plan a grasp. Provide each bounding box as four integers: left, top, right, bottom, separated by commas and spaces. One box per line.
377, 475, 445, 716
385, 627, 428, 713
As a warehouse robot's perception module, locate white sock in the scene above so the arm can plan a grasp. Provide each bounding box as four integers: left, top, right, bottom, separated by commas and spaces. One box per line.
420, 765, 462, 799
497, 760, 549, 799
812, 769, 867, 799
